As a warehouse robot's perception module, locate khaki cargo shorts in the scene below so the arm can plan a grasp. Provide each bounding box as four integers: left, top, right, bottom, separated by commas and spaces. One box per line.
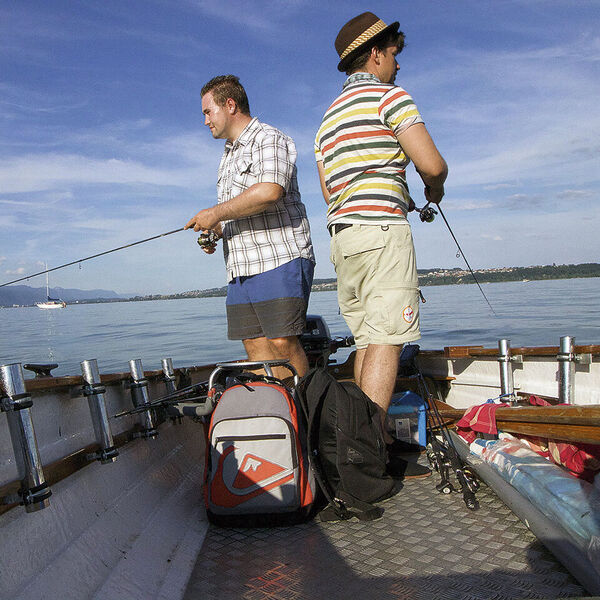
330, 224, 421, 349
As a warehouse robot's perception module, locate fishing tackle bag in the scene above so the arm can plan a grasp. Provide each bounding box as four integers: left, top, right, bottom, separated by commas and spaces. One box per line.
204, 376, 317, 527
295, 368, 397, 521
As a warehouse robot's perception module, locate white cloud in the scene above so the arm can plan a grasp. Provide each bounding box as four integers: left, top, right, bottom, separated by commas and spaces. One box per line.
0, 147, 218, 194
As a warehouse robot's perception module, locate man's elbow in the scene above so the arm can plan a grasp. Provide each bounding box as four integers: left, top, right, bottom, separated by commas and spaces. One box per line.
255, 182, 285, 205
432, 158, 448, 179
422, 159, 448, 184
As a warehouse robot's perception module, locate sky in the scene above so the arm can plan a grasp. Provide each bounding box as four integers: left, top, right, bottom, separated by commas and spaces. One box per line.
1, 0, 599, 295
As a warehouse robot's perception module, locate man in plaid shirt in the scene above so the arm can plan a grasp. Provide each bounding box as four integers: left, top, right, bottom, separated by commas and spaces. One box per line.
186, 75, 315, 377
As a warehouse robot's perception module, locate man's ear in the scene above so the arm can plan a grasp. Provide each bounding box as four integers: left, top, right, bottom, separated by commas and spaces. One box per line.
225, 97, 237, 114
371, 45, 382, 65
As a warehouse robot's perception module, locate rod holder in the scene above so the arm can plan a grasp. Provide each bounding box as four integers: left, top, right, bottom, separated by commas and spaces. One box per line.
129, 359, 158, 438
497, 339, 517, 403
81, 359, 118, 463
161, 358, 177, 395
557, 336, 576, 404
0, 363, 51, 512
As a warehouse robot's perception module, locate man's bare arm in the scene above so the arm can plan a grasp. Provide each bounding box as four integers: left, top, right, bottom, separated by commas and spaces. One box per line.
184, 182, 284, 231
316, 161, 331, 204
396, 123, 448, 204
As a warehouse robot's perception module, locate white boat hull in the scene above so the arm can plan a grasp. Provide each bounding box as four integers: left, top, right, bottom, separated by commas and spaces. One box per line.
36, 301, 66, 309
0, 368, 211, 600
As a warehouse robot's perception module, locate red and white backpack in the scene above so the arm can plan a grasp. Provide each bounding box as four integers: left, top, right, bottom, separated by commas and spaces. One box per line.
204, 361, 318, 526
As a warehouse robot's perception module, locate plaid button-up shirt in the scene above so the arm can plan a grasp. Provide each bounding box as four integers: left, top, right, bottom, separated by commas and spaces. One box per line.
217, 118, 314, 281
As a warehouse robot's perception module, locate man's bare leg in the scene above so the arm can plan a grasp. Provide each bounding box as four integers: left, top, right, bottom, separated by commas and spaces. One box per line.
243, 335, 309, 380
356, 343, 402, 444
353, 347, 366, 387
269, 335, 309, 378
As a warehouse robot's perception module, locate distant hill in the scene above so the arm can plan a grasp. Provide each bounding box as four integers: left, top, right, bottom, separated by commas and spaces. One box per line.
3, 263, 598, 307
0, 285, 129, 307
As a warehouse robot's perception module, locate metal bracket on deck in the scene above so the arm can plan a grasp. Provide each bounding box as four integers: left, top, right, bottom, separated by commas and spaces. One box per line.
129, 359, 158, 438
575, 353, 592, 366
161, 358, 177, 395
557, 336, 578, 404
0, 363, 51, 512
81, 359, 119, 464
497, 339, 518, 404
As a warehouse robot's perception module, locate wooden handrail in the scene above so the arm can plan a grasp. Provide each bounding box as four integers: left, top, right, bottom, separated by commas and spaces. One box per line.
443, 344, 600, 359
22, 363, 218, 394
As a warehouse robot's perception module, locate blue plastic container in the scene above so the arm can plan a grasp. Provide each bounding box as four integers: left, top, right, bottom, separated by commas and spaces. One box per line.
386, 391, 427, 446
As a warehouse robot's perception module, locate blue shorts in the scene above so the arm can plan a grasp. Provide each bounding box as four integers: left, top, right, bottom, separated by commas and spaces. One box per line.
226, 258, 314, 340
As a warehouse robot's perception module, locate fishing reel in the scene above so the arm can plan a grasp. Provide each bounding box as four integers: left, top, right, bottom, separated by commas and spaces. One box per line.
197, 230, 219, 250
415, 202, 438, 223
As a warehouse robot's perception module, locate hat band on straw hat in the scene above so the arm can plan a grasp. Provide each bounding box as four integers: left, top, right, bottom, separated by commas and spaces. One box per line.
339, 19, 388, 61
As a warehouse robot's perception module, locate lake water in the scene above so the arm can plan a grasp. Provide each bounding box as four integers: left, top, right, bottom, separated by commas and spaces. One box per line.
1, 278, 598, 378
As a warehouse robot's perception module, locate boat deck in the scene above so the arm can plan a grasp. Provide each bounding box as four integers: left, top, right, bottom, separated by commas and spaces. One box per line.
183, 457, 588, 600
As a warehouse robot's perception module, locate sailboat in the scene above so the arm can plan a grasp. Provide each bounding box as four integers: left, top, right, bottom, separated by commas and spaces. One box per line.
36, 265, 66, 309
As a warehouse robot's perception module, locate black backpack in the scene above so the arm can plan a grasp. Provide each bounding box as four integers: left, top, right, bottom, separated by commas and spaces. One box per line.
295, 368, 398, 521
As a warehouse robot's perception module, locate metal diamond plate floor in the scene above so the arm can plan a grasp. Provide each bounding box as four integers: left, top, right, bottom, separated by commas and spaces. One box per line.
184, 469, 590, 600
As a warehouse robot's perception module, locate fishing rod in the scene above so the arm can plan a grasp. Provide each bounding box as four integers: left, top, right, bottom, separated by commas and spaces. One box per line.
0, 227, 186, 288
415, 202, 498, 316
399, 344, 479, 510
113, 380, 211, 418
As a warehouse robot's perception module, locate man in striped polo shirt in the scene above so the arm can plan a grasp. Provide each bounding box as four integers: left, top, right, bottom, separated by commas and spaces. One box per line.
315, 12, 447, 477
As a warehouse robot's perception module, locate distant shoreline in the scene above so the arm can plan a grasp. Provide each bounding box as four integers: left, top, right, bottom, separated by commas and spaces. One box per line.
2, 263, 598, 307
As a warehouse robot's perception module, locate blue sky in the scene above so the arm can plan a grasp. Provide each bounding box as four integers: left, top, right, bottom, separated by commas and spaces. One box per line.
1, 1, 599, 295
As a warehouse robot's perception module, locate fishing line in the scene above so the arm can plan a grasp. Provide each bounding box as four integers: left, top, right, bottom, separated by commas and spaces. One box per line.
436, 205, 498, 317
0, 228, 185, 288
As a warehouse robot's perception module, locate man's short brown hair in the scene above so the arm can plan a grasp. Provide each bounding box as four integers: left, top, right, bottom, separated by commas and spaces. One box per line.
345, 31, 405, 75
201, 75, 251, 116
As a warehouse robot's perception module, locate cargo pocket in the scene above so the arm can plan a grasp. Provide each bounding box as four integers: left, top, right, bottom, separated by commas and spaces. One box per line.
372, 285, 420, 337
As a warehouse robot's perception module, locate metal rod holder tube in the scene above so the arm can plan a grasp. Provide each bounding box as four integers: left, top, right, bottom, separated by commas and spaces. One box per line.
161, 358, 177, 395
81, 359, 118, 463
558, 336, 576, 405
498, 339, 515, 403
129, 359, 158, 437
0, 363, 51, 512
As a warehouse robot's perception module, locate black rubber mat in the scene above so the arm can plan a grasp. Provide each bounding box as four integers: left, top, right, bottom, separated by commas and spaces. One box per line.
184, 468, 588, 600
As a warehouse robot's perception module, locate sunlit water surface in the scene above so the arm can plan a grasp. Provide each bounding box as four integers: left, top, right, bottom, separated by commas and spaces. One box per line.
1, 278, 597, 377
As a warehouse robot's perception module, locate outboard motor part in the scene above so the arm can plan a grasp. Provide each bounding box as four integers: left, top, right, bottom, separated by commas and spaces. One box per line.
300, 314, 354, 368
0, 363, 51, 512
81, 359, 118, 463
129, 359, 158, 438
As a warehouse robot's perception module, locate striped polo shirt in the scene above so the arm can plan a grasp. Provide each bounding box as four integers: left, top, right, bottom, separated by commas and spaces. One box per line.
315, 72, 423, 227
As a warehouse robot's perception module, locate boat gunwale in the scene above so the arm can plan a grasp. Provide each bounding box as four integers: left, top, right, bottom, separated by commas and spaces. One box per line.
422, 344, 600, 359
18, 363, 220, 394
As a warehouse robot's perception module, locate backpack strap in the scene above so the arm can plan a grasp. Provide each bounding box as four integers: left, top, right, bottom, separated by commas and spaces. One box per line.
298, 371, 338, 507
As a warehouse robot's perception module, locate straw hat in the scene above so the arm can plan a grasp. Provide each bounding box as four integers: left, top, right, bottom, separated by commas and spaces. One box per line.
335, 12, 400, 72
